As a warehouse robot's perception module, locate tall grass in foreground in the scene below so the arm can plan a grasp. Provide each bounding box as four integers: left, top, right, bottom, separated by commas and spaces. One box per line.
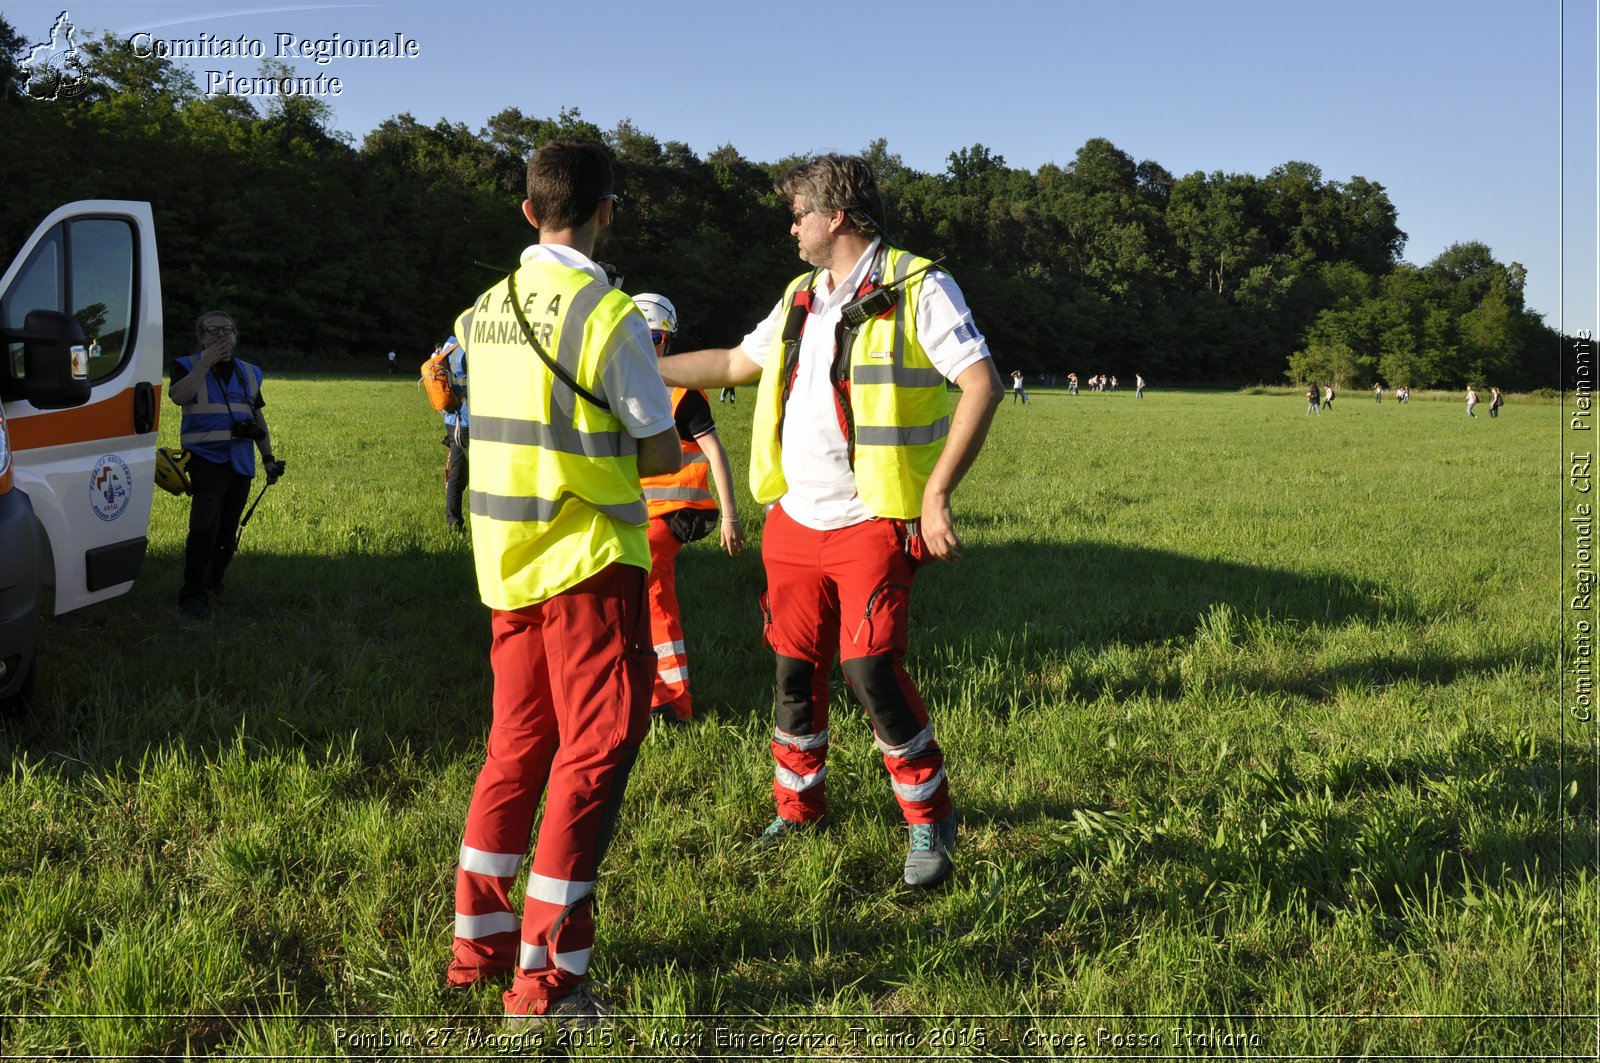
0, 380, 1589, 1059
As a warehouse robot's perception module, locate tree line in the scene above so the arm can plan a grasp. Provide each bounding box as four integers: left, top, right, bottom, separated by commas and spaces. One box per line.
1, 19, 1564, 389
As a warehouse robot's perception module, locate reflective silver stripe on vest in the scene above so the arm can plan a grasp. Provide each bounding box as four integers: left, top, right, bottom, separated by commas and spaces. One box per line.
470, 415, 636, 457
546, 280, 611, 424
470, 490, 646, 525
856, 418, 950, 447
847, 251, 927, 385
180, 430, 236, 445
852, 364, 946, 387
643, 485, 712, 503
182, 401, 239, 415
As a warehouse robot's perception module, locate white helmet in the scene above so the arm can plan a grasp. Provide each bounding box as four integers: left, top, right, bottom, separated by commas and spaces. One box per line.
632, 293, 677, 334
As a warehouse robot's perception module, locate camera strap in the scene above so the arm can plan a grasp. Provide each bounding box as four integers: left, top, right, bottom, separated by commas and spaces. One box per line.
505, 269, 612, 414
209, 358, 258, 429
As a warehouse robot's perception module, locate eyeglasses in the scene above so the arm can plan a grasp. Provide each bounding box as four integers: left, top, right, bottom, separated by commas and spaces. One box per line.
649, 330, 671, 346
791, 207, 819, 225
599, 193, 622, 209
203, 324, 235, 335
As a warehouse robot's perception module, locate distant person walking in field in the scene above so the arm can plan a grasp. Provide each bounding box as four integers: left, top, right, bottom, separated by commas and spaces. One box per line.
445, 140, 682, 1025
1135, 373, 1146, 398
1067, 372, 1079, 395
387, 350, 397, 374
168, 310, 284, 620
655, 153, 1003, 890
719, 386, 736, 403
1466, 385, 1479, 418
440, 336, 469, 531
1397, 385, 1409, 405
1306, 385, 1321, 416
1322, 384, 1336, 410
1011, 370, 1028, 404
632, 292, 745, 725
1373, 382, 1382, 403
1489, 386, 1503, 417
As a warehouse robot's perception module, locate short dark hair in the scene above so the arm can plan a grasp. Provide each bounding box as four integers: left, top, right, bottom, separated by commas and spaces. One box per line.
776, 153, 887, 238
194, 310, 234, 342
526, 139, 614, 233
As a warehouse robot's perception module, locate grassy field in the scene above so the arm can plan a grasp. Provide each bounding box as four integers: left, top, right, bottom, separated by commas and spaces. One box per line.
0, 378, 1589, 1059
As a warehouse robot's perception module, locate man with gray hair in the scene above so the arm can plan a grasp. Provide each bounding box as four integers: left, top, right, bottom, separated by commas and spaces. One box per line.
657, 153, 1002, 889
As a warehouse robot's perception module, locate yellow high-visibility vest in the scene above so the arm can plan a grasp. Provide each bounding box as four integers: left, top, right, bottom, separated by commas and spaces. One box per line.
455, 260, 649, 610
750, 247, 949, 519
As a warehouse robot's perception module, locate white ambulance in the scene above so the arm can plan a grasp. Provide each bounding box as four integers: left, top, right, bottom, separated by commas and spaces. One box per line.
0, 201, 162, 711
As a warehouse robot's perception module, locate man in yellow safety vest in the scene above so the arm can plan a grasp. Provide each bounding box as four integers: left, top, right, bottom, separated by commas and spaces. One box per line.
445, 139, 681, 1025
656, 153, 1002, 890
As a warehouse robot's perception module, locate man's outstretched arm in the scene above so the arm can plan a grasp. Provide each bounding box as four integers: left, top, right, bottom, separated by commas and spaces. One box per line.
657, 345, 762, 391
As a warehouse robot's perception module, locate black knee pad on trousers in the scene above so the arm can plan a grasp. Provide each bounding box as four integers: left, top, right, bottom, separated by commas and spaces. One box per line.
592, 744, 640, 874
774, 655, 819, 735
840, 653, 921, 746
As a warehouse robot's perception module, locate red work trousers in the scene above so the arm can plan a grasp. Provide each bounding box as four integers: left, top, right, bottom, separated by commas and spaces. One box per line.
449, 563, 653, 1009
646, 517, 692, 721
760, 503, 950, 826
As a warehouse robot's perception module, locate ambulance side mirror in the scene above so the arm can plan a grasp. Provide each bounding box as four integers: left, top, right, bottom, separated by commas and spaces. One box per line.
0, 309, 92, 409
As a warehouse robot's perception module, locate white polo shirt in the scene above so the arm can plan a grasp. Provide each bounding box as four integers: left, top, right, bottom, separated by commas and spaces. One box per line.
517, 244, 674, 441
741, 239, 991, 530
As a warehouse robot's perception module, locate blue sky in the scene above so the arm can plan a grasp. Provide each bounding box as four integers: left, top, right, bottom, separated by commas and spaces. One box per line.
10, 0, 1597, 338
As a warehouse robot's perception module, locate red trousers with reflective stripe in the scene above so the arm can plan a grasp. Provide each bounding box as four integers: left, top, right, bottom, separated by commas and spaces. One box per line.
450, 563, 653, 1005
646, 518, 692, 720
760, 504, 950, 825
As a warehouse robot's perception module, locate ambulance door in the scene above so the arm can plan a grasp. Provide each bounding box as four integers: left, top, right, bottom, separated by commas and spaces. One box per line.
0, 201, 162, 614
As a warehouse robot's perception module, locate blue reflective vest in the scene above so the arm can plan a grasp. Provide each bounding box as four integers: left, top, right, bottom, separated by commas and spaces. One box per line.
443, 346, 469, 430
175, 355, 264, 476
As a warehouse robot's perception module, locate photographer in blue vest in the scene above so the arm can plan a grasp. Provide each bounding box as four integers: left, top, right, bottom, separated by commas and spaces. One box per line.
167, 310, 282, 619
656, 153, 1003, 889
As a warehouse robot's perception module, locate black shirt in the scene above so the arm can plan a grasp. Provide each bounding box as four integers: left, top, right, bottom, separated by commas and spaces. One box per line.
673, 389, 714, 442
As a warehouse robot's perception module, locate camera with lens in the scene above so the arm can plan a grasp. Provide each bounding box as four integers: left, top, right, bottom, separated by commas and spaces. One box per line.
230, 419, 265, 441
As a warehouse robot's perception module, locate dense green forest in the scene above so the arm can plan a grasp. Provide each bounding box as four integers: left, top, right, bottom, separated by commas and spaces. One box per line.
2, 20, 1563, 388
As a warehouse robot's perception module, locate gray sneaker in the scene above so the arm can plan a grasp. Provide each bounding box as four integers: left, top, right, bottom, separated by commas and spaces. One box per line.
903, 812, 957, 888
753, 814, 830, 850
505, 981, 609, 1030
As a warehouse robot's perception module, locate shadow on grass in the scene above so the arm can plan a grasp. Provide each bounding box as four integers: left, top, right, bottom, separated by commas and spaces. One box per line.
6, 533, 1525, 759
2, 541, 490, 768
0, 534, 1583, 1034
923, 538, 1405, 647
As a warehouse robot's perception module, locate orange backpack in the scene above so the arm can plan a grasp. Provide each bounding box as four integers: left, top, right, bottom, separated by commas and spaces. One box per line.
421, 344, 461, 413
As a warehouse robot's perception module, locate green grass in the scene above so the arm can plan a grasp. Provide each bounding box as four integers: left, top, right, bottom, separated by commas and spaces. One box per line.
0, 378, 1588, 1059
